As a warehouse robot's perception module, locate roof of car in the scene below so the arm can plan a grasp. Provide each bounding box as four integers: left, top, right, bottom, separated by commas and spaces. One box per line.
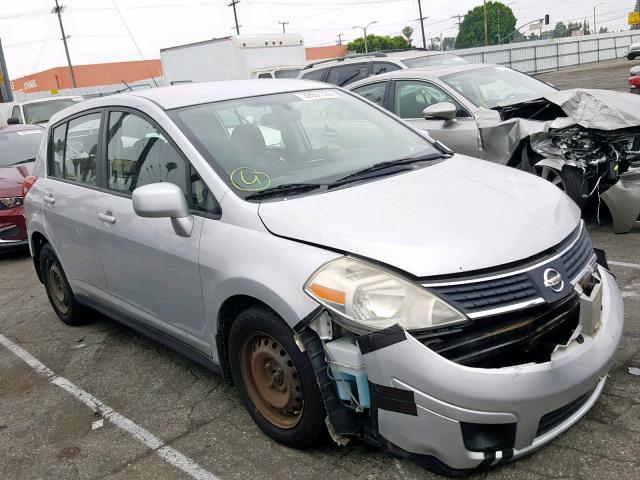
20, 95, 83, 105
0, 124, 45, 134
48, 79, 332, 120
347, 63, 499, 88
303, 50, 463, 70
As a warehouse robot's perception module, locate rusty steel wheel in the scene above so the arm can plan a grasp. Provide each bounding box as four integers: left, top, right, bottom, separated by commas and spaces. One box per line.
239, 332, 304, 429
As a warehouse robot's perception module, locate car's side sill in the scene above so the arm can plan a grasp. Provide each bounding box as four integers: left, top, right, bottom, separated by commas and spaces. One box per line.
76, 294, 223, 376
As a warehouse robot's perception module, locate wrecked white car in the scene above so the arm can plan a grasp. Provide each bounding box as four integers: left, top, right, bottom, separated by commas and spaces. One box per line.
349, 65, 640, 232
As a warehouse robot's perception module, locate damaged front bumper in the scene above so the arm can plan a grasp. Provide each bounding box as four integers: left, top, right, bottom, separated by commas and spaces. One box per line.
326, 267, 623, 472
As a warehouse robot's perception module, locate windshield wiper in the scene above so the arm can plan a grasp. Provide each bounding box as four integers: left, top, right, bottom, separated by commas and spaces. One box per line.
329, 152, 450, 188
7, 158, 36, 166
245, 183, 326, 200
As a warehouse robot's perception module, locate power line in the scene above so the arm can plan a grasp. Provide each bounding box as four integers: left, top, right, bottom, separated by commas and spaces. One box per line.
111, 0, 158, 87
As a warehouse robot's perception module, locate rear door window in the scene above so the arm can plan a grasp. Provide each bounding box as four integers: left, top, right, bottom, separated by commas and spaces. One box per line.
326, 63, 368, 87
58, 113, 101, 185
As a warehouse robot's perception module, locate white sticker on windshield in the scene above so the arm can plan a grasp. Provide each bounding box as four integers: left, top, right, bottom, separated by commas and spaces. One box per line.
16, 130, 42, 135
495, 66, 510, 71
294, 90, 341, 101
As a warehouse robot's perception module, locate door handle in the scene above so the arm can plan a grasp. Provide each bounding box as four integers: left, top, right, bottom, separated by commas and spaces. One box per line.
98, 212, 116, 224
43, 194, 55, 205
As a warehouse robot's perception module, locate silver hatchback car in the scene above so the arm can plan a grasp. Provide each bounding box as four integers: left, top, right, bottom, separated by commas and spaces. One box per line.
24, 80, 623, 475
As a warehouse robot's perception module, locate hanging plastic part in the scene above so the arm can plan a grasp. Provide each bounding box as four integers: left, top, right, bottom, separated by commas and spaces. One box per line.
309, 311, 333, 340
295, 325, 372, 442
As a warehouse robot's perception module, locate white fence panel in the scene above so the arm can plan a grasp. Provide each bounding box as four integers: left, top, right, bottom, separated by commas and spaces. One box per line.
453, 31, 640, 75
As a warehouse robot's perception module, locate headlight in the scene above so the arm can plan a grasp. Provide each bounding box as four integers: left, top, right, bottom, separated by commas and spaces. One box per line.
304, 257, 467, 334
0, 197, 23, 208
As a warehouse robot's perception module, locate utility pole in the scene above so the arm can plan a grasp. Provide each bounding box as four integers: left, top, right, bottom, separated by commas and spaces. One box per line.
228, 0, 240, 35
417, 0, 427, 49
483, 0, 489, 46
278, 20, 289, 33
0, 38, 14, 103
336, 33, 343, 45
52, 0, 77, 88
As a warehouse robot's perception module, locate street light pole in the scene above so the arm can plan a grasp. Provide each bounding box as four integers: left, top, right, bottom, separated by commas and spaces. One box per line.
352, 21, 377, 53
593, 2, 604, 34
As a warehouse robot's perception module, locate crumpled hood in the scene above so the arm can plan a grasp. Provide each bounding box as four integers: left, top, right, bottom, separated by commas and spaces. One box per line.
477, 88, 640, 164
496, 88, 640, 130
258, 155, 581, 277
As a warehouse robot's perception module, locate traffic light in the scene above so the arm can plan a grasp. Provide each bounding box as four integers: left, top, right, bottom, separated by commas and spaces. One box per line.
545, 14, 550, 25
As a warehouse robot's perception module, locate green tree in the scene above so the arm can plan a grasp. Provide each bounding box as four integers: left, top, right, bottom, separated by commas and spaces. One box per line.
401, 26, 414, 44
347, 34, 411, 53
598, 26, 608, 34
552, 22, 568, 38
567, 21, 583, 36
455, 1, 516, 48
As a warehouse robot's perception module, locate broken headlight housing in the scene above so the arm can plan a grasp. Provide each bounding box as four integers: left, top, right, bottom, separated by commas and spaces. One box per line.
0, 197, 23, 209
304, 257, 467, 334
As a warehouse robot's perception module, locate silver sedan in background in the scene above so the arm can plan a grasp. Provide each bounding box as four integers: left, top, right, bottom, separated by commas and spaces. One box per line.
348, 64, 640, 226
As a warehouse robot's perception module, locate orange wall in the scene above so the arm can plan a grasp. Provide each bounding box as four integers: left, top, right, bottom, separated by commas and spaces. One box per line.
305, 45, 347, 61
10, 60, 162, 94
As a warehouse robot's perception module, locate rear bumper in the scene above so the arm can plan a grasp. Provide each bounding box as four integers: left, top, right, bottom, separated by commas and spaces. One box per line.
360, 267, 623, 470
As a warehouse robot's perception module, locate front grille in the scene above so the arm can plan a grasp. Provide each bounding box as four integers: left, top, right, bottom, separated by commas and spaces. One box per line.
536, 390, 593, 437
561, 228, 594, 281
428, 224, 594, 318
414, 293, 580, 368
432, 274, 537, 312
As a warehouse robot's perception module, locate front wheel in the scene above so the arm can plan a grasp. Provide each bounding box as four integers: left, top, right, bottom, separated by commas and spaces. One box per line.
538, 165, 588, 209
228, 306, 325, 448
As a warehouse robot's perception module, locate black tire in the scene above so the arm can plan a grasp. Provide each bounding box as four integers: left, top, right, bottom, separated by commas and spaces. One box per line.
228, 305, 325, 448
538, 165, 588, 209
39, 244, 88, 326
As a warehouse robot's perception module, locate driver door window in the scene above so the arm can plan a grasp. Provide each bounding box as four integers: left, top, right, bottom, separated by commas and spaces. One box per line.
106, 111, 188, 196
394, 80, 468, 119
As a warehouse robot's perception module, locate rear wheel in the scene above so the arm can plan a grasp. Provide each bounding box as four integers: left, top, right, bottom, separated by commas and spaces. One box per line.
538, 165, 588, 208
228, 306, 325, 448
39, 244, 88, 325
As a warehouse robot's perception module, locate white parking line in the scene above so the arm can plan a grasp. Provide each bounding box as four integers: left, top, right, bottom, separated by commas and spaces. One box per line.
0, 334, 218, 480
609, 261, 640, 270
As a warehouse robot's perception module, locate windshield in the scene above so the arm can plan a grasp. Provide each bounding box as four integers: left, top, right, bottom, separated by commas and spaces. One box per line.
401, 54, 469, 68
23, 98, 81, 124
171, 89, 439, 199
0, 129, 43, 167
441, 66, 556, 109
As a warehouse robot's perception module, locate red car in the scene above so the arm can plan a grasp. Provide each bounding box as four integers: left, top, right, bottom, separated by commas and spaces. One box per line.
0, 124, 43, 251
630, 75, 640, 94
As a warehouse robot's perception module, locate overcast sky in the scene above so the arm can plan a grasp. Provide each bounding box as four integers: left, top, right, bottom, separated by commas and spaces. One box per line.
0, 0, 635, 78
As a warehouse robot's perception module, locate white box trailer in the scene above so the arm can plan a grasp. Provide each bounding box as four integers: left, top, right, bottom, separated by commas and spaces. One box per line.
160, 33, 306, 84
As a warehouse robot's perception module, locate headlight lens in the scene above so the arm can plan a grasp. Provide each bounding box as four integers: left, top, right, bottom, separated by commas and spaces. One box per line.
0, 197, 23, 208
304, 257, 467, 333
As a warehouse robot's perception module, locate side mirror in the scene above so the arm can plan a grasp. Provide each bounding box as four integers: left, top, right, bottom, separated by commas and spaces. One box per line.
7, 117, 21, 125
423, 102, 457, 126
132, 182, 193, 237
